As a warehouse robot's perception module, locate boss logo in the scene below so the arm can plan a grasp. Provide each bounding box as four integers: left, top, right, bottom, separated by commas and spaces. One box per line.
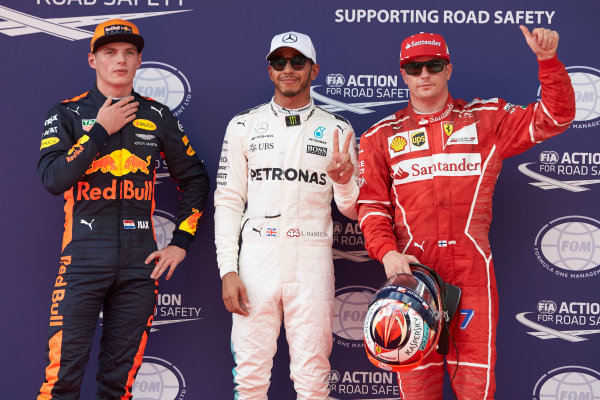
307, 145, 327, 157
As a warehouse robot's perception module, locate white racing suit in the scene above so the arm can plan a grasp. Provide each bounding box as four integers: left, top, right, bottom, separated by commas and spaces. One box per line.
215, 99, 359, 399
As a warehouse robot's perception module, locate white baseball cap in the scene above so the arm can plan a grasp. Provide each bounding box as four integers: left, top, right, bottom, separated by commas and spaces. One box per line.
266, 31, 317, 63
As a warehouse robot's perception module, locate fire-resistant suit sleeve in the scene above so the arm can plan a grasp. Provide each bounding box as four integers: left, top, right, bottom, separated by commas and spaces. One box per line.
160, 109, 210, 251
38, 104, 109, 195
332, 124, 360, 220
356, 129, 399, 262
494, 55, 576, 158
214, 120, 248, 278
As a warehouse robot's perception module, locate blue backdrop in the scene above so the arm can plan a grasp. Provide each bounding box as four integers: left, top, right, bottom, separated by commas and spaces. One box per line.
1, 1, 599, 399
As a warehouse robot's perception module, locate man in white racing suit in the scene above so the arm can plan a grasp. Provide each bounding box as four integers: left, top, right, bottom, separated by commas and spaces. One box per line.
214, 31, 359, 399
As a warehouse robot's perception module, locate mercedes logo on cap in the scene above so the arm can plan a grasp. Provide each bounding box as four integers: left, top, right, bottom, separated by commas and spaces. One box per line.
282, 33, 297, 43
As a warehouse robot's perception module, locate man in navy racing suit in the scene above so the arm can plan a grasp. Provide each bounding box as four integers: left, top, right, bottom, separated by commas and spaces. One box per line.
36, 19, 209, 399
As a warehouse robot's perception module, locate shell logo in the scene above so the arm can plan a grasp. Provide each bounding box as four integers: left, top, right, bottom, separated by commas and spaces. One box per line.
390, 136, 408, 152
133, 119, 157, 131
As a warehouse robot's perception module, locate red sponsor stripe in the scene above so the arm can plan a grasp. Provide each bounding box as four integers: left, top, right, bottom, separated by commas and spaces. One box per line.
37, 330, 63, 400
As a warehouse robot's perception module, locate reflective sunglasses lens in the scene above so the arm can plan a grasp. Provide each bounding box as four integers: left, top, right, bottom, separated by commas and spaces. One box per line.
291, 57, 307, 70
405, 63, 424, 75
404, 60, 445, 75
426, 60, 445, 73
270, 58, 286, 71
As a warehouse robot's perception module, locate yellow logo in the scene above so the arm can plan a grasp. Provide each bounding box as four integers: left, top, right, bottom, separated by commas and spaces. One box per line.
133, 119, 157, 131
390, 136, 408, 152
86, 149, 151, 176
443, 122, 453, 136
67, 135, 89, 155
181, 135, 195, 155
179, 208, 202, 235
40, 137, 60, 150
411, 131, 426, 147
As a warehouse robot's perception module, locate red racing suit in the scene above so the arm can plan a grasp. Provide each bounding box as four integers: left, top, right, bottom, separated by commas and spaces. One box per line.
357, 56, 575, 399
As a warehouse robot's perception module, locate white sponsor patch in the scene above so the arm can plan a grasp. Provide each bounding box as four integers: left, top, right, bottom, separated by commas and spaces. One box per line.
387, 128, 429, 158
447, 123, 479, 145
392, 153, 482, 184
465, 98, 498, 108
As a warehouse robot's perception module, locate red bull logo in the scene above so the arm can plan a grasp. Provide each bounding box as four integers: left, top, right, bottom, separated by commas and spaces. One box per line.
86, 149, 151, 176
49, 255, 71, 327
66, 135, 89, 162
77, 179, 154, 201
87, 155, 117, 174
124, 153, 151, 174
179, 208, 202, 234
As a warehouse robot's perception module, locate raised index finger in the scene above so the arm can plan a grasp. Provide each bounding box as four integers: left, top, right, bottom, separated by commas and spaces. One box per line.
332, 129, 340, 155
341, 131, 353, 155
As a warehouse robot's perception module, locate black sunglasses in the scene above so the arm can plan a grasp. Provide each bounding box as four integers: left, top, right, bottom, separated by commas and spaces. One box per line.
269, 56, 309, 71
403, 59, 447, 76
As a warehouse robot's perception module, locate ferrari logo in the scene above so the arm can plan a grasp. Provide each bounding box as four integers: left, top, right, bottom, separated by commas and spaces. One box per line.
443, 122, 453, 136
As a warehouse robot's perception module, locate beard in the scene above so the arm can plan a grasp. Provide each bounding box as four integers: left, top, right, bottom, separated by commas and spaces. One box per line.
274, 66, 312, 98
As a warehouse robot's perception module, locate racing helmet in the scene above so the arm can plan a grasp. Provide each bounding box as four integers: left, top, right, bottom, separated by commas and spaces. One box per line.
363, 263, 453, 372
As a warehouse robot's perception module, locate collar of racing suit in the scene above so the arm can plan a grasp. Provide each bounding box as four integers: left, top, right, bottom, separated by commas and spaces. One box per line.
89, 83, 136, 107
406, 94, 455, 126
269, 97, 316, 125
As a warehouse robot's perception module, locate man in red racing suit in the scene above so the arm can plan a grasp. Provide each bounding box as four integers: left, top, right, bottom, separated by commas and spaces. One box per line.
357, 27, 575, 399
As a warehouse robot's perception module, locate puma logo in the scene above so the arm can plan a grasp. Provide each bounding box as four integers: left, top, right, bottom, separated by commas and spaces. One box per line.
151, 106, 163, 117
414, 241, 425, 252
80, 218, 95, 230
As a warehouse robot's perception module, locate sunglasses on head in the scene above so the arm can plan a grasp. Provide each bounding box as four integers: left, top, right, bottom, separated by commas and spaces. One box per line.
269, 55, 309, 71
403, 59, 447, 76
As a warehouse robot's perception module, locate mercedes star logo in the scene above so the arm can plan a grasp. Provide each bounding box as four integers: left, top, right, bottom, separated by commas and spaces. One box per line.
255, 121, 269, 133
282, 33, 298, 43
